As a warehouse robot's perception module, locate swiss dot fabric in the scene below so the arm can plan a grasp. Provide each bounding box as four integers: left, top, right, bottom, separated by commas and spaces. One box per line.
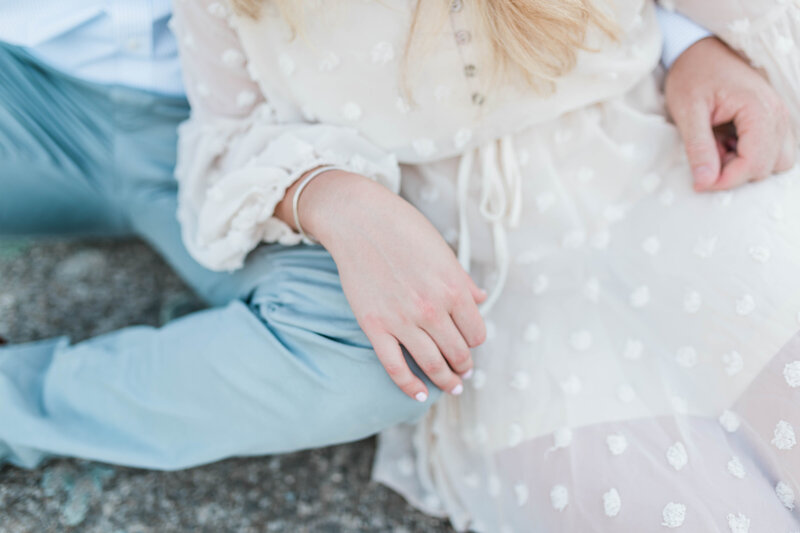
172, 1, 800, 531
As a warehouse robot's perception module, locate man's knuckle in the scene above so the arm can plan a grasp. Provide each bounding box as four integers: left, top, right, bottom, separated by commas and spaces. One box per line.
713, 86, 731, 103
687, 87, 709, 105
752, 158, 773, 177
745, 169, 768, 184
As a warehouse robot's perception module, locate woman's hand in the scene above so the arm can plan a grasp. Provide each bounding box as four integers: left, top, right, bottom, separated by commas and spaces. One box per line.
664, 36, 796, 192
295, 169, 488, 401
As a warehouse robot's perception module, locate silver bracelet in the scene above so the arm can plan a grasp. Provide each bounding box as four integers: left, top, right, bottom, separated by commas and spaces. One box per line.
292, 165, 348, 245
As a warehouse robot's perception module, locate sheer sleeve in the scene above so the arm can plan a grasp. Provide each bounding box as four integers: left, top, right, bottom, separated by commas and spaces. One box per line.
170, 0, 401, 271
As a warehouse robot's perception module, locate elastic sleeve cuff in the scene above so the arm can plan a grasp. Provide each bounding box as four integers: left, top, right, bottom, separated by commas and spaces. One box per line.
175, 109, 400, 271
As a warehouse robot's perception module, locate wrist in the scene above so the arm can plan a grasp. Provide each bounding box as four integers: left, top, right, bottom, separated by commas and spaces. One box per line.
667, 35, 735, 79
293, 168, 379, 244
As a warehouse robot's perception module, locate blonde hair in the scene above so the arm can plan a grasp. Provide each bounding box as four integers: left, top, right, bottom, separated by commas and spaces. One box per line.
230, 0, 619, 105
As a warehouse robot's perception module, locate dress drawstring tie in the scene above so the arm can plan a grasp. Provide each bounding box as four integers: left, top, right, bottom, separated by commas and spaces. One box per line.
456, 134, 523, 317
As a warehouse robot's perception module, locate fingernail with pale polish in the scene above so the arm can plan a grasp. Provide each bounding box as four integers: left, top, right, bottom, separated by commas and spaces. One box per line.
415, 391, 428, 402
451, 383, 464, 395
461, 368, 474, 380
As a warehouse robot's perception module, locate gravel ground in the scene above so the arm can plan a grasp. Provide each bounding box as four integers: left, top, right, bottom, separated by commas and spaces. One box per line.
0, 238, 453, 533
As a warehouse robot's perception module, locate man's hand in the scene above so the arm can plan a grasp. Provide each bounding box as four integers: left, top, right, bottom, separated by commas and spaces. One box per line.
665, 36, 796, 192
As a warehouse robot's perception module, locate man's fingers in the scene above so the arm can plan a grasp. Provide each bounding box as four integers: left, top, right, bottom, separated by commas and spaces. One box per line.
713, 157, 755, 190
714, 135, 727, 162
368, 330, 430, 402
713, 109, 779, 190
672, 99, 720, 190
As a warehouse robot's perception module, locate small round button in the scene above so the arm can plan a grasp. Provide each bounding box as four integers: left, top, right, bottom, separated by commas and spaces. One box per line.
454, 30, 471, 45
464, 64, 477, 77
472, 92, 485, 106
450, 0, 463, 12
125, 38, 141, 52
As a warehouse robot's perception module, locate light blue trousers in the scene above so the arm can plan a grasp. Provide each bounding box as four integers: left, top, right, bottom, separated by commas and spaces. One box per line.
0, 42, 441, 470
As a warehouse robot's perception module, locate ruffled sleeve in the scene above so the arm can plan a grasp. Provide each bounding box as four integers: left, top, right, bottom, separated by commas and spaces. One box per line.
170, 0, 401, 271
663, 0, 800, 131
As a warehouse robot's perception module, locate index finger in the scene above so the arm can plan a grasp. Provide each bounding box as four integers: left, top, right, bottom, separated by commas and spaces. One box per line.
451, 286, 487, 348
671, 98, 721, 190
366, 329, 430, 402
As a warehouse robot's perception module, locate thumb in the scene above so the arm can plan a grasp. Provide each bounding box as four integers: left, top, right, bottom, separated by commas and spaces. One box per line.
673, 100, 721, 190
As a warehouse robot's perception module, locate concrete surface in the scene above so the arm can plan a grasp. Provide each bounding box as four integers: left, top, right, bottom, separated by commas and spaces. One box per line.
0, 238, 453, 533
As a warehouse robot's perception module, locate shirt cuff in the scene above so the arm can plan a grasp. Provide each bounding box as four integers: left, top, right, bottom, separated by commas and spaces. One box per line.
655, 5, 714, 70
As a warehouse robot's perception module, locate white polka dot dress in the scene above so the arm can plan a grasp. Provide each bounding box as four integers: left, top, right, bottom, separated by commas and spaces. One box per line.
172, 0, 800, 531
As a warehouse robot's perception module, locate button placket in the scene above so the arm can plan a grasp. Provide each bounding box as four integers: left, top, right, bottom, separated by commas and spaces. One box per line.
114, 1, 154, 58
448, 1, 485, 111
